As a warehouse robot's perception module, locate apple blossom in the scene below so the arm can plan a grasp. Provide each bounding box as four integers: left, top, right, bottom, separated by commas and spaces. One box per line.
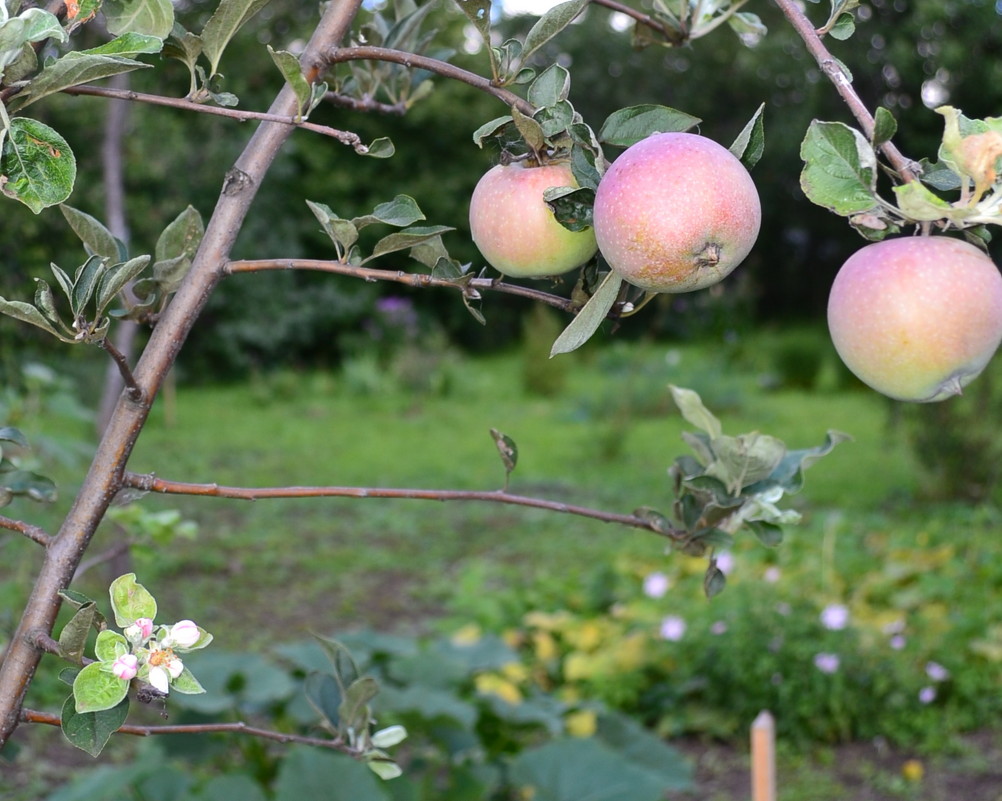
125, 617, 154, 643
164, 619, 201, 648
111, 653, 139, 681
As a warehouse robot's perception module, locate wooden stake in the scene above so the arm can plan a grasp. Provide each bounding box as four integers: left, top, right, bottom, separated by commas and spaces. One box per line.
751, 710, 776, 801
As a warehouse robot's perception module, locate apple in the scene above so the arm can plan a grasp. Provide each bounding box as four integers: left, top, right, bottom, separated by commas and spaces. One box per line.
469, 160, 597, 278
592, 132, 761, 293
827, 236, 1002, 402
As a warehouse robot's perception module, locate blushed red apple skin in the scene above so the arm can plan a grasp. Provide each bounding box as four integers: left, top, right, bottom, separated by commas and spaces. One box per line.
469, 161, 597, 278
827, 236, 1002, 402
592, 132, 761, 293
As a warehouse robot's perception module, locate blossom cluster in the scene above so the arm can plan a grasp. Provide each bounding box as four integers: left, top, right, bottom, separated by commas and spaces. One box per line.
109, 617, 205, 694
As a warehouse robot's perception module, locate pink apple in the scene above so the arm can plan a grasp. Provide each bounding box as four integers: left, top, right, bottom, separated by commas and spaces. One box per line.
592, 132, 761, 293
469, 161, 597, 278
827, 236, 1002, 402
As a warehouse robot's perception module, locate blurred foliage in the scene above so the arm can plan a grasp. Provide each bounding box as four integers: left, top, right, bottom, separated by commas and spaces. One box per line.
2, 0, 1002, 380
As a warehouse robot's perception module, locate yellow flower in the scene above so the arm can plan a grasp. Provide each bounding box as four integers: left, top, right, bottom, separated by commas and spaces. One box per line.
532, 631, 559, 662
451, 623, 482, 645
565, 709, 598, 738
901, 759, 924, 783
566, 620, 605, 652
475, 672, 523, 705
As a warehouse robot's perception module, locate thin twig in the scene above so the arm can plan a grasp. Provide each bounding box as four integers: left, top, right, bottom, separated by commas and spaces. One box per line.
324, 46, 536, 116
59, 85, 373, 152
99, 337, 144, 404
122, 471, 683, 540
20, 708, 361, 754
224, 258, 580, 314
0, 515, 51, 547
589, 0, 687, 44
325, 92, 408, 116
772, 0, 919, 183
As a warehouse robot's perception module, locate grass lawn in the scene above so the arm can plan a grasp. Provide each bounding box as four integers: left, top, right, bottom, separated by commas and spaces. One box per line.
6, 336, 1002, 800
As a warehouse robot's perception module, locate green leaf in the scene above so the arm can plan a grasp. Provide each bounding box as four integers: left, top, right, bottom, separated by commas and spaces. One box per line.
599, 104, 700, 147
595, 712, 693, 790
704, 564, 727, 598
71, 255, 106, 318
73, 662, 130, 714
197, 775, 269, 801
304, 671, 342, 730
339, 676, 379, 735
268, 46, 312, 118
60, 205, 123, 262
353, 195, 426, 229
873, 107, 897, 147
96, 255, 151, 314
750, 429, 851, 495
0, 117, 76, 213
81, 33, 164, 57
527, 63, 571, 109
0, 468, 57, 502
365, 225, 454, 263
154, 205, 203, 275
315, 635, 361, 694
706, 433, 786, 495
728, 11, 767, 44
490, 428, 518, 476
200, 0, 270, 76
892, 180, 972, 225
747, 519, 784, 546
729, 102, 765, 169
61, 694, 129, 756
103, 0, 174, 39
273, 746, 390, 801
9, 52, 152, 112
669, 385, 723, 440
108, 573, 157, 628
549, 270, 622, 357
33, 278, 62, 327
307, 201, 359, 253
510, 737, 675, 801
542, 185, 594, 232
0, 295, 72, 341
0, 426, 29, 448
828, 12, 855, 39
472, 115, 513, 148
170, 666, 206, 694
454, 0, 492, 56
512, 104, 546, 154
799, 120, 878, 216
58, 603, 100, 664
94, 630, 129, 663
361, 137, 395, 158
520, 0, 589, 66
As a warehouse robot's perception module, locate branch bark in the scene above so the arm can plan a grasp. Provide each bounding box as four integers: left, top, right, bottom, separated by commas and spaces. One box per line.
122, 472, 683, 539
225, 258, 580, 314
772, 0, 919, 183
0, 0, 365, 750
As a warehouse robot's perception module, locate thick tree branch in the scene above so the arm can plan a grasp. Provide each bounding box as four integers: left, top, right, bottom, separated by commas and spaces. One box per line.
122, 472, 683, 540
61, 85, 374, 152
324, 46, 536, 116
772, 0, 919, 182
0, 516, 51, 547
0, 0, 366, 750
20, 709, 361, 754
224, 258, 579, 314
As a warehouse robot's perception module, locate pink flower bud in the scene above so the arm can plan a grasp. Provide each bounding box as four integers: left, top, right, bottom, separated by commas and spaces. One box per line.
112, 653, 139, 681
167, 620, 200, 648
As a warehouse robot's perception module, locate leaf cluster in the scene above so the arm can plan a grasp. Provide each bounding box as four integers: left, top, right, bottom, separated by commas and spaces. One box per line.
0, 425, 56, 506
632, 0, 767, 49
662, 386, 848, 597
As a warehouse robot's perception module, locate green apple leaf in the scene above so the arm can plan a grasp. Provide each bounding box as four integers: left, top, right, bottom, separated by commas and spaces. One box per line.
520, 0, 589, 65
365, 225, 454, 263
799, 120, 878, 215
599, 105, 701, 148
109, 573, 157, 628
268, 46, 312, 119
872, 106, 897, 147
73, 662, 130, 714
353, 195, 426, 229
0, 118, 76, 213
61, 694, 129, 756
550, 270, 623, 357
58, 603, 101, 665
729, 102, 766, 169
103, 0, 174, 39
94, 629, 129, 663
528, 64, 571, 109
199, 0, 269, 77
0, 295, 72, 341
60, 205, 125, 262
